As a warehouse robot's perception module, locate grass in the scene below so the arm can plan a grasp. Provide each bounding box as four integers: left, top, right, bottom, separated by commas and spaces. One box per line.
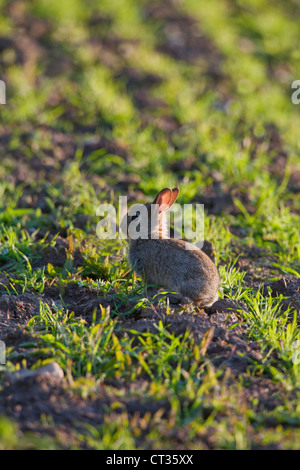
0, 0, 300, 450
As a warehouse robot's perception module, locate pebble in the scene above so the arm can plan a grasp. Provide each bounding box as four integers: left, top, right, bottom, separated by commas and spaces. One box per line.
7, 361, 64, 383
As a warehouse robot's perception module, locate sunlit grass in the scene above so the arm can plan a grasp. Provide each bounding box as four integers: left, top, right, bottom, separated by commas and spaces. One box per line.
0, 0, 300, 450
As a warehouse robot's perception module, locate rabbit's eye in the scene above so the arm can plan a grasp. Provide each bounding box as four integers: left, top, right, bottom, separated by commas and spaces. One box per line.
131, 211, 140, 221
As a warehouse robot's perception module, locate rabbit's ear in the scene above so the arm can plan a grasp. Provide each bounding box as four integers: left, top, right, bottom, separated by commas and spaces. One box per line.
153, 188, 172, 212
169, 187, 180, 208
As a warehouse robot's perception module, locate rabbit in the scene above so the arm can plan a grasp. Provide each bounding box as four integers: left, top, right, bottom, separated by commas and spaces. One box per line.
122, 187, 220, 307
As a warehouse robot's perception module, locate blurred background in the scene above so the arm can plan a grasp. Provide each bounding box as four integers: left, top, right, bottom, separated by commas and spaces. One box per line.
0, 0, 300, 261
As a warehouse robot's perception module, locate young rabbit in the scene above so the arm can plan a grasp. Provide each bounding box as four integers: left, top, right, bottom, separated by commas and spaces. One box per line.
122, 187, 220, 307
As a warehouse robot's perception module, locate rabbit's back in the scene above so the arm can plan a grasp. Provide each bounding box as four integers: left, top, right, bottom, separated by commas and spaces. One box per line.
129, 238, 219, 306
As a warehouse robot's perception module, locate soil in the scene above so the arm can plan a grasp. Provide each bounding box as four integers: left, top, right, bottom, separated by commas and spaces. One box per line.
0, 0, 299, 450
1, 259, 299, 448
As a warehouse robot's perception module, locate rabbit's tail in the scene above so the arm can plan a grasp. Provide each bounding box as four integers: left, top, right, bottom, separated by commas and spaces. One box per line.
195, 292, 218, 308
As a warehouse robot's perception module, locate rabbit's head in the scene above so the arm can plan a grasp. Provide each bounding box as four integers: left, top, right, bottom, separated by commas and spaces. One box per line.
121, 187, 179, 240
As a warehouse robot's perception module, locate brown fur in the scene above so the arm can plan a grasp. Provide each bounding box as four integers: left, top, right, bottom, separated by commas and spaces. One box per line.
123, 188, 220, 307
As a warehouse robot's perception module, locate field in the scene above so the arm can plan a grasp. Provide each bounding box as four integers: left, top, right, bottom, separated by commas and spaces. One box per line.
0, 0, 300, 450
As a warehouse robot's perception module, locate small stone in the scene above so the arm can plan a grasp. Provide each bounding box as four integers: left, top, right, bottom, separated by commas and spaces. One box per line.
7, 361, 64, 383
